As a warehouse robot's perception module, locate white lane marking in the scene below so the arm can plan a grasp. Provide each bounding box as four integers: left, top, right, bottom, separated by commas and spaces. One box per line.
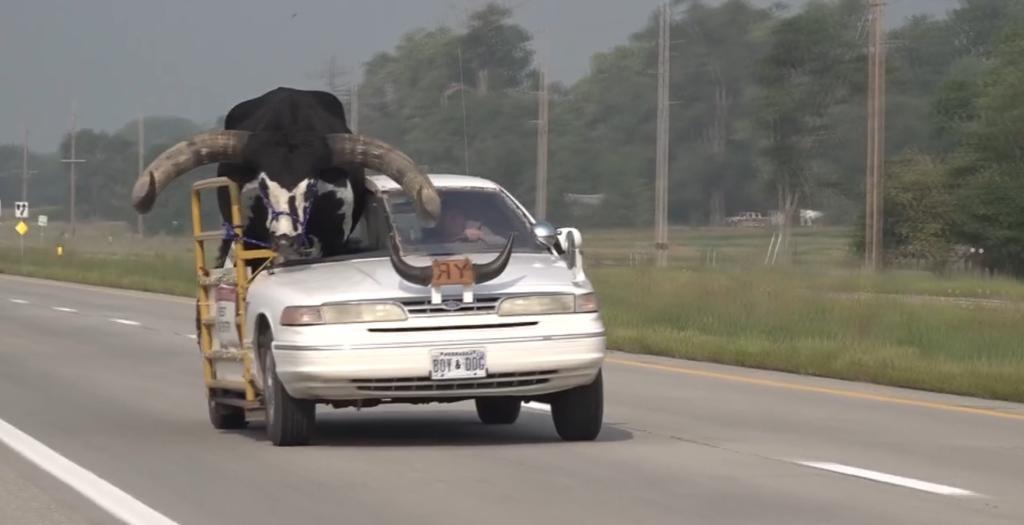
52, 307, 78, 313
109, 318, 141, 326
796, 461, 980, 497
9, 299, 29, 304
185, 334, 197, 340
0, 417, 179, 524
522, 402, 551, 413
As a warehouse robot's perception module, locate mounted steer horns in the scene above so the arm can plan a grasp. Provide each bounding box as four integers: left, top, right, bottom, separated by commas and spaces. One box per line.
130, 131, 441, 227
388, 233, 516, 287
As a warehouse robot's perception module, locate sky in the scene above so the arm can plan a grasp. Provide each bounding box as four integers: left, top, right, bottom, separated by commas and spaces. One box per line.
0, 0, 958, 150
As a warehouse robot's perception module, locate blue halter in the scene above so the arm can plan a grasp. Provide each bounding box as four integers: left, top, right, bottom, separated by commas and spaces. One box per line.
223, 178, 319, 250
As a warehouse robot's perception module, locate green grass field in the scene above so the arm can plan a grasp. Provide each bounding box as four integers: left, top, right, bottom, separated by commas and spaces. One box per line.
594, 267, 1024, 402
2, 222, 1023, 402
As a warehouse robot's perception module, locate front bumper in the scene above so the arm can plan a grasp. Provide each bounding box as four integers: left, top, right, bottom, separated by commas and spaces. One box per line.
272, 333, 606, 401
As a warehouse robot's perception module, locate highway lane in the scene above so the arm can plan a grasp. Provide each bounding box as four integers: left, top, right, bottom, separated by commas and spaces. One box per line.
1, 274, 1023, 524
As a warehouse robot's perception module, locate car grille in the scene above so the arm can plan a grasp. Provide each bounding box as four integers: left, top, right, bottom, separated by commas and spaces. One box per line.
399, 295, 502, 317
352, 370, 556, 393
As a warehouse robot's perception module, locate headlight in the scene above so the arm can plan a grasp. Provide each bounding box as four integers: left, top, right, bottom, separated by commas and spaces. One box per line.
497, 293, 598, 316
281, 302, 407, 326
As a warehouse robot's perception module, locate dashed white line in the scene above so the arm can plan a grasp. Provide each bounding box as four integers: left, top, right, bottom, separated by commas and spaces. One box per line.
522, 402, 551, 413
796, 461, 980, 497
52, 307, 78, 313
109, 318, 141, 326
0, 416, 179, 524
9, 298, 29, 304
185, 334, 197, 340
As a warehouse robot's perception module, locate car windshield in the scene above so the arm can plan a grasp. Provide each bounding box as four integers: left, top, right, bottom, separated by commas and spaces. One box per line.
386, 188, 547, 256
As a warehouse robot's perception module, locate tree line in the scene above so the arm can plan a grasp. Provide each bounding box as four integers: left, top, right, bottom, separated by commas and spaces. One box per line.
1, 0, 1022, 275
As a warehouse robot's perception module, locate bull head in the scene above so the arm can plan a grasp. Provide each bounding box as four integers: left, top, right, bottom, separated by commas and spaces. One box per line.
131, 131, 441, 259
133, 132, 440, 221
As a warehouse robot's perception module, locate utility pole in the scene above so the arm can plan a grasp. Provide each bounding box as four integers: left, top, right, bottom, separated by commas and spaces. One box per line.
137, 115, 145, 236
864, 0, 886, 270
535, 47, 549, 221
350, 82, 359, 133
61, 108, 86, 237
654, 3, 671, 268
457, 46, 471, 176
21, 127, 29, 202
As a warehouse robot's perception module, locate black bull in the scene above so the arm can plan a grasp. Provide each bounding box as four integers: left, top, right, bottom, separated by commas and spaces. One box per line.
130, 86, 514, 282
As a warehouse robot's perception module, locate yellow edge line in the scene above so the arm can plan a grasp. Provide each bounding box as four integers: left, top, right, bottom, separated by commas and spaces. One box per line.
607, 357, 1024, 422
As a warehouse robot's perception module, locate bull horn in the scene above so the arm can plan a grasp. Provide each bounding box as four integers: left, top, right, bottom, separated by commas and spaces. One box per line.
472, 234, 515, 285
388, 233, 433, 286
325, 134, 441, 226
132, 131, 251, 213
388, 233, 516, 287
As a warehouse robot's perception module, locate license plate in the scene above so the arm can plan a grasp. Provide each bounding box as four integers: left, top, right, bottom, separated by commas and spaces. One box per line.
430, 349, 487, 380
431, 258, 475, 286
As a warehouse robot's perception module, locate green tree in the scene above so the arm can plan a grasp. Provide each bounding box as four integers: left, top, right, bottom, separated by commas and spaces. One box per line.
360, 3, 537, 205
754, 0, 866, 257
669, 0, 774, 225
951, 28, 1024, 275
460, 3, 535, 93
872, 153, 955, 268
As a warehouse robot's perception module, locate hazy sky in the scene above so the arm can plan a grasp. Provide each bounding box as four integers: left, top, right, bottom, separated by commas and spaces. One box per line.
1, 0, 956, 150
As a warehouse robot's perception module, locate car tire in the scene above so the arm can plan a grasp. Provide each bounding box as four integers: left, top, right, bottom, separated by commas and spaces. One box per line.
475, 397, 522, 424
260, 329, 314, 446
551, 369, 603, 441
207, 390, 247, 429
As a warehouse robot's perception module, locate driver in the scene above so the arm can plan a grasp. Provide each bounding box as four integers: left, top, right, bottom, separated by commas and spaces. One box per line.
436, 203, 504, 243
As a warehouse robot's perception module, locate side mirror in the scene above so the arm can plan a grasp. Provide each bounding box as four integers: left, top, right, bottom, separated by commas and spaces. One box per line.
533, 221, 561, 253
556, 227, 583, 272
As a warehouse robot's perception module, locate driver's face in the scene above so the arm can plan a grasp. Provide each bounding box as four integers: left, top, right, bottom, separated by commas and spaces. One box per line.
441, 208, 466, 238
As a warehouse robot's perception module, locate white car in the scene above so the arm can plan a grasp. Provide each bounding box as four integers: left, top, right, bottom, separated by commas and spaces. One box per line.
240, 174, 606, 445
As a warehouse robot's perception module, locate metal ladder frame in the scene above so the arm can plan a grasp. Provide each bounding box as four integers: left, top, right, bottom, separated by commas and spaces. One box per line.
191, 178, 275, 408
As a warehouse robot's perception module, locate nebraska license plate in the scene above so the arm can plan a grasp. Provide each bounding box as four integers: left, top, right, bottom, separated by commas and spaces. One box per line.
430, 349, 487, 380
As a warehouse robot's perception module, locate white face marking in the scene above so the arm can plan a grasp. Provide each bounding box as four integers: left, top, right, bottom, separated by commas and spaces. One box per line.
248, 173, 355, 241
255, 173, 312, 237
320, 179, 355, 236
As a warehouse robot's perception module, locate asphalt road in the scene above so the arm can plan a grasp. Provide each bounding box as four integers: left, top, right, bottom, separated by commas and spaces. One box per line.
1, 273, 1023, 525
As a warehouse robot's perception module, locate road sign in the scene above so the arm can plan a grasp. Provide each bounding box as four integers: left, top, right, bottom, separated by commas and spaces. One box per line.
38, 215, 48, 227
14, 201, 28, 219
15, 220, 29, 236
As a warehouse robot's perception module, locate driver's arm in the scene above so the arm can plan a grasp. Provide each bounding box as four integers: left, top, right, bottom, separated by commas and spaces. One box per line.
465, 220, 505, 243
477, 224, 505, 244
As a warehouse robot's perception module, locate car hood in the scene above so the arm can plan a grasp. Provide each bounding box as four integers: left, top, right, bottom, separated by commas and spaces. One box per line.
249, 253, 590, 306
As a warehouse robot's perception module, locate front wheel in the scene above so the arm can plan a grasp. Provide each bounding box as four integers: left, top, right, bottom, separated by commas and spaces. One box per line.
551, 370, 603, 441
475, 397, 521, 424
261, 329, 314, 446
